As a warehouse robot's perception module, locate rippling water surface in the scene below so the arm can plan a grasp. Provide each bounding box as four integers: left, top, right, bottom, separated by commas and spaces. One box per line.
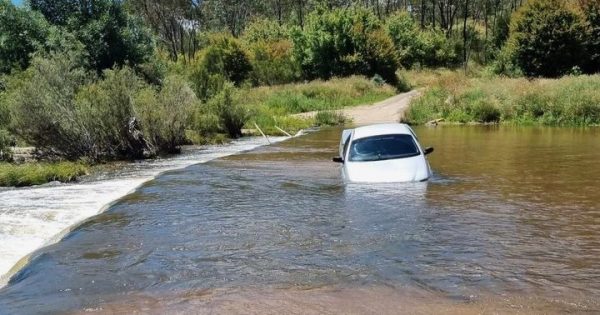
0, 126, 599, 314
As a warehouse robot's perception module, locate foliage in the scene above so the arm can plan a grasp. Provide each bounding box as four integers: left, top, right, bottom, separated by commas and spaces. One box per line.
243, 20, 300, 86
243, 18, 290, 43
386, 12, 459, 68
247, 40, 300, 86
404, 71, 600, 126
507, 0, 586, 77
7, 53, 152, 161
189, 34, 252, 100
314, 111, 349, 126
291, 7, 400, 86
134, 75, 196, 154
0, 162, 88, 187
0, 0, 49, 74
581, 0, 600, 74
246, 76, 396, 114
30, 0, 154, 72
195, 83, 250, 138
0, 129, 12, 161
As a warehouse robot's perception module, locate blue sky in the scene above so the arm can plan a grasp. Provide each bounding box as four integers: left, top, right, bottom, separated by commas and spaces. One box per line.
12, 0, 23, 5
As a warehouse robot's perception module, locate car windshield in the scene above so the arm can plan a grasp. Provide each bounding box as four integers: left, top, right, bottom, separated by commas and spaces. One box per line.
348, 134, 420, 162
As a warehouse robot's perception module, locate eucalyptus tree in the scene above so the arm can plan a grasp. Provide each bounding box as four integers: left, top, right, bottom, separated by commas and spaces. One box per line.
29, 0, 154, 72
125, 0, 203, 62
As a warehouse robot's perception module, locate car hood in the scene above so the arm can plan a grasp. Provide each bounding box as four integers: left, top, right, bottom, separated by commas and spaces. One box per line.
344, 155, 430, 183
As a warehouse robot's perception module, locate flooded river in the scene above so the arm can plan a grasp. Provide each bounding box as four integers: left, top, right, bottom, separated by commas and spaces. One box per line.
0, 126, 599, 314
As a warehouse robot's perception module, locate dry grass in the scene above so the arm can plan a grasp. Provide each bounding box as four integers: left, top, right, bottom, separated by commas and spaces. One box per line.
403, 70, 600, 126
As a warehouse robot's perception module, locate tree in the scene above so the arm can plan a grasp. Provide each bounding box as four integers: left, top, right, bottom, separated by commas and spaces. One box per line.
508, 0, 586, 77
581, 0, 600, 73
0, 0, 49, 74
125, 0, 203, 62
30, 0, 154, 72
292, 7, 399, 85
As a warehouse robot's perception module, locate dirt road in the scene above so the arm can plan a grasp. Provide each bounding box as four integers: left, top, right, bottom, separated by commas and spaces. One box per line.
296, 90, 420, 126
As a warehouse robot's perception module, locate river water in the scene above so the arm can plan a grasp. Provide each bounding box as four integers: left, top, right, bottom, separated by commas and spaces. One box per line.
0, 126, 599, 314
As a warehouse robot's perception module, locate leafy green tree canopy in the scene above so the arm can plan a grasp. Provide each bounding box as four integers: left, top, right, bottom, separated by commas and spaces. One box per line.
508, 0, 586, 77
292, 7, 399, 85
0, 0, 49, 74
30, 0, 154, 71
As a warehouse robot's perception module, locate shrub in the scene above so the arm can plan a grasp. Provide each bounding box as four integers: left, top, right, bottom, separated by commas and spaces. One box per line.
508, 0, 586, 77
248, 40, 300, 86
189, 34, 252, 100
72, 67, 150, 160
8, 53, 157, 161
415, 29, 461, 68
386, 12, 460, 69
314, 111, 349, 126
0, 129, 13, 161
386, 11, 419, 68
135, 75, 196, 154
291, 7, 400, 86
199, 83, 250, 138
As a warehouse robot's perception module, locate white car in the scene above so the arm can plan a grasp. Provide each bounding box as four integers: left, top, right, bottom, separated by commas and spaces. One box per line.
333, 123, 434, 183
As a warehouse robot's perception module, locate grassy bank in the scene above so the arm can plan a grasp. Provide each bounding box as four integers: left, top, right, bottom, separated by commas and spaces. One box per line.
243, 76, 396, 135
403, 71, 600, 126
0, 162, 89, 187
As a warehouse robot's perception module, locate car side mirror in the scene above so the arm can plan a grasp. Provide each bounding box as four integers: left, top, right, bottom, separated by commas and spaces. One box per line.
332, 157, 344, 163
423, 147, 434, 156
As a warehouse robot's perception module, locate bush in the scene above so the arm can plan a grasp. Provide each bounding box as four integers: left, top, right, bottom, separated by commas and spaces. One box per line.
508, 0, 586, 77
189, 34, 252, 100
386, 12, 460, 69
314, 111, 349, 126
197, 83, 250, 138
291, 7, 400, 86
8, 53, 158, 161
0, 129, 13, 161
135, 75, 196, 154
248, 40, 300, 86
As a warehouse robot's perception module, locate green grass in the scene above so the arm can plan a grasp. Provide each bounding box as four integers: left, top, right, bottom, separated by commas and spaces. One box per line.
0, 162, 89, 187
242, 76, 396, 134
314, 111, 350, 126
403, 71, 600, 126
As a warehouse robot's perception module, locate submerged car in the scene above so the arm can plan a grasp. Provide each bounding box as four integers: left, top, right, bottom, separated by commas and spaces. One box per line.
333, 123, 434, 183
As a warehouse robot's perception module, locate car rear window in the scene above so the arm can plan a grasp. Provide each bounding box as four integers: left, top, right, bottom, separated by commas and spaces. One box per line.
348, 134, 420, 162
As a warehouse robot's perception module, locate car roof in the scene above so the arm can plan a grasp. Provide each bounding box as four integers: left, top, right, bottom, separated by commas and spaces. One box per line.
352, 123, 414, 140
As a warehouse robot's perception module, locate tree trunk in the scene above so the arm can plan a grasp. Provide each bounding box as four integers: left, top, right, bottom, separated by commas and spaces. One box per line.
463, 0, 470, 71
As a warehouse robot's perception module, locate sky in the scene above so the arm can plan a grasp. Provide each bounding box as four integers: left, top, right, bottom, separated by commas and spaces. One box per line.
12, 0, 23, 6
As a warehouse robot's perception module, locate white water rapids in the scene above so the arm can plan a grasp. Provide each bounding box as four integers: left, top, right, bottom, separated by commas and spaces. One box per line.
0, 136, 287, 286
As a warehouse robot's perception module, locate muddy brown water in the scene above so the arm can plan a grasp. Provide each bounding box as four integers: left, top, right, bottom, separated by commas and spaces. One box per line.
0, 126, 599, 314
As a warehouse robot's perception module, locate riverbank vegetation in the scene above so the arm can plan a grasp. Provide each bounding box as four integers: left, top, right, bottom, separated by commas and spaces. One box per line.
403, 71, 600, 126
0, 162, 88, 187
0, 0, 599, 186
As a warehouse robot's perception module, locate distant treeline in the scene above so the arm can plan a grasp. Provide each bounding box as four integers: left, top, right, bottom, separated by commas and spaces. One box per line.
0, 0, 599, 163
